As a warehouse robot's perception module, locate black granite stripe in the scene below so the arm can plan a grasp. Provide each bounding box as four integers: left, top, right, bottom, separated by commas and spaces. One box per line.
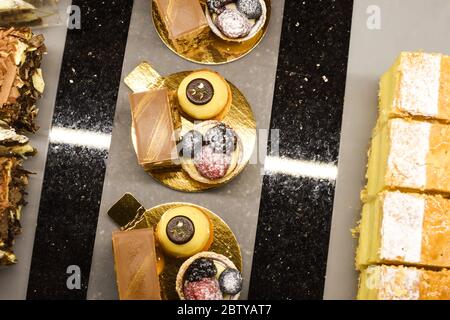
249, 0, 354, 299
27, 0, 133, 299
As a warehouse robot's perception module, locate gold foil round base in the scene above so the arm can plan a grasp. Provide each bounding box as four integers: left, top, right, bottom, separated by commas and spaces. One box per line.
124, 202, 242, 301
151, 0, 272, 65
126, 63, 257, 193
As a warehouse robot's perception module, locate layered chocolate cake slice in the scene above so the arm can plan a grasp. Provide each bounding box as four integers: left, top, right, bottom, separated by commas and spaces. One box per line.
0, 27, 46, 132
0, 127, 34, 265
0, 156, 30, 265
0, 1, 41, 27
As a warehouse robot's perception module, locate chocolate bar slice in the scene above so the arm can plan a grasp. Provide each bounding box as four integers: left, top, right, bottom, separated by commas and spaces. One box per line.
112, 228, 162, 300
129, 88, 179, 170
0, 27, 46, 132
154, 0, 209, 53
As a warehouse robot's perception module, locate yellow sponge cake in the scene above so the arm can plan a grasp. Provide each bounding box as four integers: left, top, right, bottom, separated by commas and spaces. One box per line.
366, 118, 450, 196
380, 52, 450, 123
358, 265, 450, 300
357, 191, 450, 270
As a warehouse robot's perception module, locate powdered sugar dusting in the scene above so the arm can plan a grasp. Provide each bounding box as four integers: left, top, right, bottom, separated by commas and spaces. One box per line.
387, 119, 431, 189
396, 52, 441, 117
216, 9, 251, 39
376, 266, 420, 300
380, 192, 425, 263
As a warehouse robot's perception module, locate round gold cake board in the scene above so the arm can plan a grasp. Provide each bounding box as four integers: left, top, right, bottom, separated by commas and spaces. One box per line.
126, 202, 242, 301
151, 0, 271, 65
130, 69, 257, 193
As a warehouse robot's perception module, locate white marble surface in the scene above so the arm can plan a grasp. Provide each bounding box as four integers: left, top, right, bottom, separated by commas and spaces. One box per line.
0, 0, 70, 300
87, 0, 285, 300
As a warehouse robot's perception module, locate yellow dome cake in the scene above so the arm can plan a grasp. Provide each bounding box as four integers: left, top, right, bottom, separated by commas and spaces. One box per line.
177, 70, 232, 120
155, 206, 214, 258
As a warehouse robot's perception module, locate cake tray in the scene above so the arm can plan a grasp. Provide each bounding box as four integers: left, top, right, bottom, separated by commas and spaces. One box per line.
125, 61, 257, 192
151, 0, 271, 65
108, 193, 243, 300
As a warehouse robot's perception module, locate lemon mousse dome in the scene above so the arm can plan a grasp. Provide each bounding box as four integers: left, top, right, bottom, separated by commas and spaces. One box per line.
155, 206, 214, 258
177, 70, 231, 120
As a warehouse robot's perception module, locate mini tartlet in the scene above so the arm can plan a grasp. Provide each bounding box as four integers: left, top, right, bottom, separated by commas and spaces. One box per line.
176, 251, 243, 300
155, 206, 214, 258
205, 0, 267, 42
177, 69, 232, 121
179, 121, 242, 185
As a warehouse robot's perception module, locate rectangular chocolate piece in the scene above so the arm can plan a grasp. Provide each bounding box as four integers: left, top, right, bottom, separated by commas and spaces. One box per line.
112, 228, 161, 300
129, 88, 179, 169
154, 0, 208, 40
154, 0, 209, 53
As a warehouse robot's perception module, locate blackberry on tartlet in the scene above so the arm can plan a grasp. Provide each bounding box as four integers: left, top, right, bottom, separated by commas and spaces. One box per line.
179, 130, 204, 159
204, 123, 238, 154
207, 0, 233, 14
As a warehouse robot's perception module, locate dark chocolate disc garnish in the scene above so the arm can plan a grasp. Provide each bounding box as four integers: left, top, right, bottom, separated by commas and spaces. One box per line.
166, 215, 195, 245
204, 123, 237, 154
236, 0, 262, 20
186, 78, 214, 105
179, 130, 204, 159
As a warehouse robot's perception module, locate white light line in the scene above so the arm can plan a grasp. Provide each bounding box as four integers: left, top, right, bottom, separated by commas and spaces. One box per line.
49, 127, 111, 150
264, 156, 338, 180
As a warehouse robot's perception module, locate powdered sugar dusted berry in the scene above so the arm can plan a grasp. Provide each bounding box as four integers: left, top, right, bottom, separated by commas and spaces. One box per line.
236, 0, 262, 19
215, 9, 252, 39
194, 145, 231, 180
219, 268, 243, 295
184, 278, 223, 300
204, 123, 237, 154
